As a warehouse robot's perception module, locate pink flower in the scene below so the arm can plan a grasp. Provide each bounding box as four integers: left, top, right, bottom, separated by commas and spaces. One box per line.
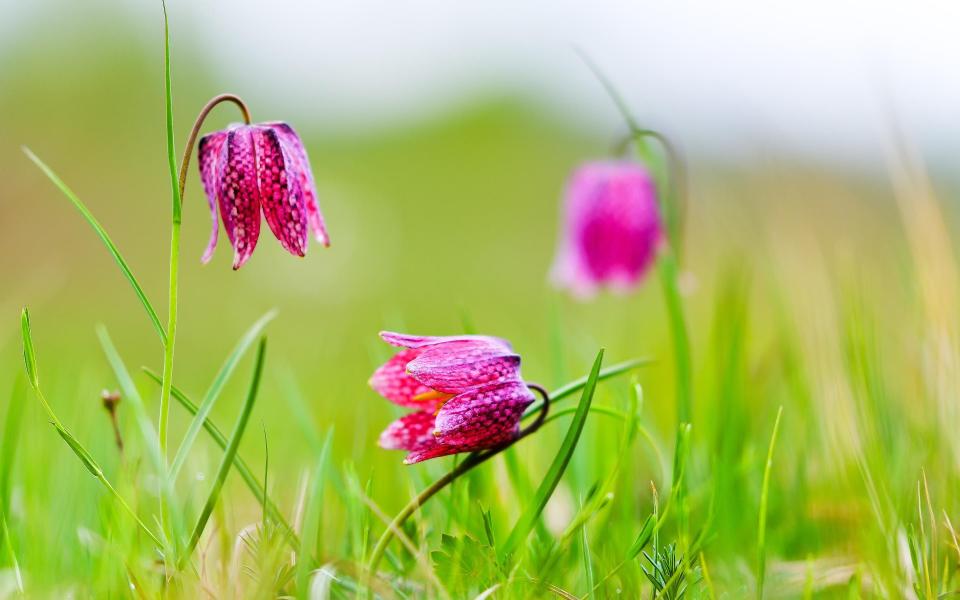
198, 122, 329, 269
551, 161, 665, 297
370, 332, 536, 464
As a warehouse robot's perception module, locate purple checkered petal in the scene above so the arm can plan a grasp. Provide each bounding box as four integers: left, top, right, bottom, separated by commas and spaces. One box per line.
267, 122, 330, 247
403, 441, 462, 464
433, 381, 534, 447
197, 130, 227, 264
380, 331, 513, 351
407, 340, 522, 394
253, 126, 308, 257
378, 411, 436, 451
218, 127, 262, 269
369, 348, 443, 409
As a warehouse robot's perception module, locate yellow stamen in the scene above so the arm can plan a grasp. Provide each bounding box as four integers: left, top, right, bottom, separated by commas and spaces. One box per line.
411, 390, 453, 403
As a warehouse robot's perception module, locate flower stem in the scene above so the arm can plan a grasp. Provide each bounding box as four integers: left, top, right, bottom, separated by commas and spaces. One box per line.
155, 90, 252, 563
157, 93, 252, 462
365, 384, 550, 587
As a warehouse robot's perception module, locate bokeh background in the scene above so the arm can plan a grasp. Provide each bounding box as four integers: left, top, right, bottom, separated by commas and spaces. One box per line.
4, 0, 960, 595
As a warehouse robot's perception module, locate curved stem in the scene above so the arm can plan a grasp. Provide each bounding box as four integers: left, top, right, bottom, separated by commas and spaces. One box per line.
366, 383, 551, 584
176, 93, 252, 203
615, 129, 688, 255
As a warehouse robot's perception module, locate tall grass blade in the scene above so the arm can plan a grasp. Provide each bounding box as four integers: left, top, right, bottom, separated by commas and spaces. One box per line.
296, 430, 333, 598
161, 0, 182, 221
142, 367, 298, 547
97, 325, 183, 553
170, 310, 276, 479
20, 311, 164, 550
524, 356, 648, 419
499, 349, 604, 562
20, 150, 166, 344
96, 326, 166, 475
757, 405, 784, 599
181, 338, 267, 565
20, 309, 38, 390
1, 378, 27, 520
1, 514, 23, 594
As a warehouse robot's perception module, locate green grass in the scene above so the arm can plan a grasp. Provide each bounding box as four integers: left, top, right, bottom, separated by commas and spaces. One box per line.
4, 3, 960, 598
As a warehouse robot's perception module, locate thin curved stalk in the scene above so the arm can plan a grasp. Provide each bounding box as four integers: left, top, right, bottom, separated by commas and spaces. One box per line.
366, 384, 552, 584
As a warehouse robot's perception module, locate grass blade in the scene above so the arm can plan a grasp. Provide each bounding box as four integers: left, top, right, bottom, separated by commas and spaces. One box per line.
1, 514, 23, 594
96, 326, 166, 475
181, 337, 267, 566
1, 378, 27, 520
142, 367, 298, 548
524, 356, 648, 419
499, 349, 604, 562
296, 430, 334, 598
170, 310, 277, 480
161, 0, 182, 222
97, 325, 183, 553
580, 508, 596, 600
20, 309, 164, 550
757, 405, 784, 599
21, 150, 166, 344
20, 309, 38, 390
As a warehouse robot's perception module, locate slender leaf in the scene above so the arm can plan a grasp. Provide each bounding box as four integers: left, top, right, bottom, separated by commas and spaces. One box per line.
54, 423, 103, 478
161, 0, 182, 222
499, 349, 604, 561
1, 514, 23, 594
1, 378, 27, 519
19, 313, 164, 549
96, 326, 166, 474
296, 430, 334, 599
170, 310, 277, 479
142, 367, 298, 547
97, 325, 183, 551
627, 514, 657, 559
181, 338, 267, 565
21, 150, 165, 344
757, 405, 784, 599
20, 309, 38, 389
523, 356, 649, 419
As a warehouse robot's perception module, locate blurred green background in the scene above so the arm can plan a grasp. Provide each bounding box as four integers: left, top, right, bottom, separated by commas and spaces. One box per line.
3, 1, 960, 597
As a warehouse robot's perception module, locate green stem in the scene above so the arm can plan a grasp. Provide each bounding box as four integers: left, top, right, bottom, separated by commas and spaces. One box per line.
366, 385, 551, 585
157, 92, 253, 457
103, 479, 165, 549
158, 222, 180, 461
658, 252, 692, 424
155, 90, 253, 557
366, 452, 486, 580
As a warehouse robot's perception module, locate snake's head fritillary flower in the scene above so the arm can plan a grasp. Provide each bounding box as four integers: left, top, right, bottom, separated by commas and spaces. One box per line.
198, 122, 329, 269
370, 331, 536, 464
551, 161, 665, 298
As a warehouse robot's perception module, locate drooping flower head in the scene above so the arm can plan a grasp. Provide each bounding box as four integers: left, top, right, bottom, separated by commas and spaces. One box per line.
198, 122, 329, 269
370, 331, 535, 464
551, 161, 665, 297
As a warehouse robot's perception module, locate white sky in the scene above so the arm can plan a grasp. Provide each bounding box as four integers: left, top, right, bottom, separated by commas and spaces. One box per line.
4, 0, 960, 165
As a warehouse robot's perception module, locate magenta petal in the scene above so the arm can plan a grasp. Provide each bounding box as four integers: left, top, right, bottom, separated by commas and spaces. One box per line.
551, 161, 664, 295
369, 348, 440, 409
219, 127, 262, 269
253, 127, 307, 257
268, 122, 330, 247
404, 442, 462, 464
378, 411, 437, 451
406, 340, 522, 394
197, 131, 227, 264
434, 381, 534, 448
379, 331, 513, 351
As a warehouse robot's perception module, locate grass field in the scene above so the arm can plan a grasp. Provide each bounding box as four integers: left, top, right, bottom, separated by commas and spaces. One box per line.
2, 4, 960, 599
